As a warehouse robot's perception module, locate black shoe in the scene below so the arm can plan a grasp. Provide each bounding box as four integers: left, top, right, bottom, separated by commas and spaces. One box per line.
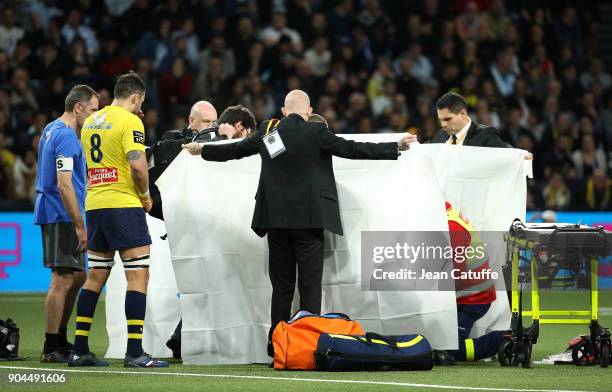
124, 352, 169, 368
433, 350, 456, 366
40, 350, 69, 363
165, 337, 181, 360
58, 342, 74, 357
68, 352, 109, 367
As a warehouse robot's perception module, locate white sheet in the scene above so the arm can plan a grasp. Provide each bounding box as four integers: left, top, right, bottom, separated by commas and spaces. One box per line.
104, 135, 531, 363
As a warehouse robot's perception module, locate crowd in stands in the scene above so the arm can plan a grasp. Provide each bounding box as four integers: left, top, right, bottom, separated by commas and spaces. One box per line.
0, 0, 610, 211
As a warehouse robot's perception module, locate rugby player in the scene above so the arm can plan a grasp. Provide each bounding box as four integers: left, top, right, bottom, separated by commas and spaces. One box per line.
69, 71, 168, 368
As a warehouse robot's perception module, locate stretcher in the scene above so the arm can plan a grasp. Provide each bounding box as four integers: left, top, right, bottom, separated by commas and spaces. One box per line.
501, 221, 611, 368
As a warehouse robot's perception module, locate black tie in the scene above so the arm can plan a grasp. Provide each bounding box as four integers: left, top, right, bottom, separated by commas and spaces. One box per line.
451, 134, 457, 145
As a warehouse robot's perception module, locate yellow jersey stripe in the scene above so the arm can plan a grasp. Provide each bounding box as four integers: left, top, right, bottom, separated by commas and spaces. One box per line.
75, 330, 89, 336
127, 333, 143, 339
127, 319, 145, 326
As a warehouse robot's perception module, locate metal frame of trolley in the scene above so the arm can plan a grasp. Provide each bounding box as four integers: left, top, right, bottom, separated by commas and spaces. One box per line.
500, 221, 611, 368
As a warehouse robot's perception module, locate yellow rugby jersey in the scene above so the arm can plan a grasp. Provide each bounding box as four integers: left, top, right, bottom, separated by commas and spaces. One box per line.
81, 105, 146, 210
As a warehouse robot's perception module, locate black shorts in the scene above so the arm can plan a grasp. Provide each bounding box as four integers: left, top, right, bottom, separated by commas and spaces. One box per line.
86, 207, 152, 251
41, 223, 86, 271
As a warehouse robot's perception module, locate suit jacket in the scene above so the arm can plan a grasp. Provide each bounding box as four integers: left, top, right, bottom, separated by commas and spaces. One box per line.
201, 113, 399, 236
147, 127, 223, 221
431, 121, 509, 148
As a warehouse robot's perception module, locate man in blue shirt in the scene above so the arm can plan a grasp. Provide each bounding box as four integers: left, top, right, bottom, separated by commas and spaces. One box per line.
34, 85, 99, 363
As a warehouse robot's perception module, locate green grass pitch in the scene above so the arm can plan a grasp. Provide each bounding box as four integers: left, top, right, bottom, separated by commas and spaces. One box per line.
0, 292, 611, 392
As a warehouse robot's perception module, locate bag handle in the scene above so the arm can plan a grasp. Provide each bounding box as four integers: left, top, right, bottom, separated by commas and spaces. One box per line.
323, 312, 351, 320
364, 332, 398, 349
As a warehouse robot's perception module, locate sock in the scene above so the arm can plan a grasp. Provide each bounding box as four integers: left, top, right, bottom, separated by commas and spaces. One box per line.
125, 290, 146, 358
74, 289, 100, 356
43, 333, 60, 354
59, 327, 69, 346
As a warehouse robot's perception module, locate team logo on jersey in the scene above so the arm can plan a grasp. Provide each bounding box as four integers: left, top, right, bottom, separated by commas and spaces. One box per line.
87, 167, 118, 186
92, 113, 106, 125
86, 113, 111, 130
133, 130, 144, 144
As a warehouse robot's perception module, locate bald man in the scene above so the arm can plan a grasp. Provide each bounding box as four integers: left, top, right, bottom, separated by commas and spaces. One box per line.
147, 101, 218, 221
145, 100, 220, 359
184, 90, 415, 357
162, 100, 218, 142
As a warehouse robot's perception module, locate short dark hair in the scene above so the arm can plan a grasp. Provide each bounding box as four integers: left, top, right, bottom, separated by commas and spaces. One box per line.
113, 71, 145, 99
65, 84, 99, 111
308, 113, 328, 127
436, 92, 468, 113
218, 104, 257, 131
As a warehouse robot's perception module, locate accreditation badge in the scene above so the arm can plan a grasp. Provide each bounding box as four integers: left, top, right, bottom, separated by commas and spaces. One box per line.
263, 130, 286, 159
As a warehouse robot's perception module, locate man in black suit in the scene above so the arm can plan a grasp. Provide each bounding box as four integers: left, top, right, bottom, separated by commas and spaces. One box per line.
428, 92, 532, 365
183, 90, 415, 355
431, 92, 509, 147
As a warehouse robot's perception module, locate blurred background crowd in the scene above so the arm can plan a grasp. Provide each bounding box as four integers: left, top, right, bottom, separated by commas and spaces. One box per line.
0, 0, 610, 212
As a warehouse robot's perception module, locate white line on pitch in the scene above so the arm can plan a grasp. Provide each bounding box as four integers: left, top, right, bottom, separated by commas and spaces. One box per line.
0, 365, 596, 392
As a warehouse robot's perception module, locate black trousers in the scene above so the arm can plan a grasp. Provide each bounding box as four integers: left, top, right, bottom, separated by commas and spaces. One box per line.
267, 228, 324, 333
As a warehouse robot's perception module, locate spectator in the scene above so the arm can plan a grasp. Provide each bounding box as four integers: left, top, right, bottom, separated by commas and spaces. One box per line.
98, 34, 134, 79
357, 0, 390, 29
486, 0, 511, 42
462, 40, 484, 78
578, 169, 611, 211
258, 10, 302, 51
28, 0, 63, 31
542, 133, 577, 180
158, 57, 193, 115
327, 0, 353, 42
542, 171, 572, 210
0, 0, 606, 212
406, 43, 434, 86
137, 17, 172, 71
66, 37, 94, 83
171, 17, 199, 69
0, 7, 25, 55
60, 9, 99, 56
490, 49, 516, 98
371, 78, 396, 119
120, 0, 153, 43
198, 35, 236, 79
572, 134, 607, 178
475, 99, 501, 129
242, 75, 276, 120
502, 107, 529, 147
455, 1, 489, 42
9, 68, 39, 131
38, 76, 65, 119
13, 135, 37, 203
30, 41, 64, 82
581, 58, 611, 90
552, 6, 583, 65
232, 17, 257, 75
302, 12, 329, 47
304, 36, 331, 78
143, 108, 160, 145
194, 56, 225, 106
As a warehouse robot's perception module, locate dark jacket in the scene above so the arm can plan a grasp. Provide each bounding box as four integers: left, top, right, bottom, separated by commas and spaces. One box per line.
431, 121, 509, 148
147, 126, 223, 220
201, 113, 399, 236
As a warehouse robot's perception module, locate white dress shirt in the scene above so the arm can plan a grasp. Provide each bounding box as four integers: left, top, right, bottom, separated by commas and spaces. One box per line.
446, 119, 471, 145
